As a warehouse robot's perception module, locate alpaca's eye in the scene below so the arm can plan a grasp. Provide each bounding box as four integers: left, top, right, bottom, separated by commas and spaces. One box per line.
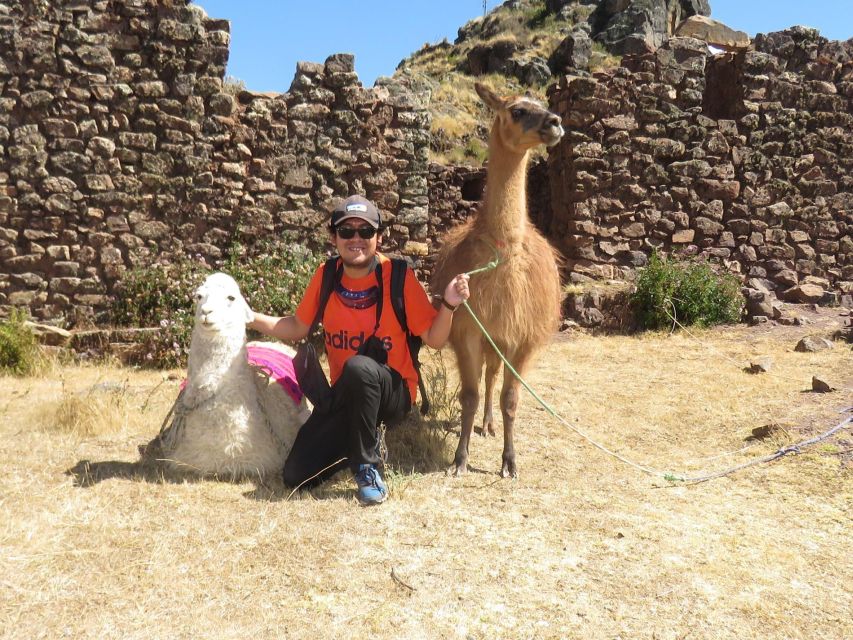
227, 295, 235, 302
511, 108, 526, 119
195, 294, 202, 301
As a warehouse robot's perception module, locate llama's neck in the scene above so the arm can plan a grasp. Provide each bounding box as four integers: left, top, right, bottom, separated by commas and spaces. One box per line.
185, 328, 249, 403
479, 122, 530, 244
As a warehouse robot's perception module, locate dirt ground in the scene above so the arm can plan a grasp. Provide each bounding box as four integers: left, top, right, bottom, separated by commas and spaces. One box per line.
1, 309, 851, 640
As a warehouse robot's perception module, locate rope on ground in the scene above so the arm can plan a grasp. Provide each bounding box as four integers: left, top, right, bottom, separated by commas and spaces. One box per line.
462, 257, 853, 484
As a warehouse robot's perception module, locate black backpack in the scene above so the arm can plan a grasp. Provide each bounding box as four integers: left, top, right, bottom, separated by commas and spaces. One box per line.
306, 256, 431, 415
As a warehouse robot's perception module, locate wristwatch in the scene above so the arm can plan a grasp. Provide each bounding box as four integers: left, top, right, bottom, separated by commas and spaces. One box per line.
440, 296, 458, 312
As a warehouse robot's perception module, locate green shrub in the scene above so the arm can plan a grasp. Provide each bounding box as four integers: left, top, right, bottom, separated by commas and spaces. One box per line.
0, 309, 44, 376
113, 241, 324, 369
631, 253, 744, 331
223, 240, 322, 322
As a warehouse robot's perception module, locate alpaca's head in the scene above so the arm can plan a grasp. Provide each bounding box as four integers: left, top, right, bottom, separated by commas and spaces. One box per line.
475, 82, 564, 151
193, 273, 253, 336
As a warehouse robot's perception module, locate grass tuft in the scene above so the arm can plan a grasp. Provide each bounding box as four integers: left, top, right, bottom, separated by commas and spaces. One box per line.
0, 309, 49, 376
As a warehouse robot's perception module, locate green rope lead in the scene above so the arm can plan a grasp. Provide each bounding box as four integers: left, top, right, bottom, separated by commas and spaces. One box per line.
459, 246, 682, 481
464, 245, 501, 277
459, 298, 681, 481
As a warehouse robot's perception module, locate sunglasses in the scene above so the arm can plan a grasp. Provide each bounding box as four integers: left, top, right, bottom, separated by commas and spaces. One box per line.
335, 226, 377, 239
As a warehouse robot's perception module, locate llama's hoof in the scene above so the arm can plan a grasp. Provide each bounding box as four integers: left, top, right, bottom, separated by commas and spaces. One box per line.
500, 459, 518, 479
479, 422, 496, 437
446, 461, 469, 477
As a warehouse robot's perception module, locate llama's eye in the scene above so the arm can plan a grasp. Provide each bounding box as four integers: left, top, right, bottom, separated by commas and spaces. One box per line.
195, 294, 202, 301
511, 108, 526, 119
227, 295, 235, 302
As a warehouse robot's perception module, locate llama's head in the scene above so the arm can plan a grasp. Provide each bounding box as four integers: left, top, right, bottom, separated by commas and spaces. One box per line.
193, 272, 253, 336
475, 82, 564, 152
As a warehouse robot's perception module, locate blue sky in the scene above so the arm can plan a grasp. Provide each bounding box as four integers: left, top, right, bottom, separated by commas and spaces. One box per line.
195, 1, 853, 92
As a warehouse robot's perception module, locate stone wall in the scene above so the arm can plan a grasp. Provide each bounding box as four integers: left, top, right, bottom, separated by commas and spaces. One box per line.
2, 1, 851, 328
546, 28, 852, 301
0, 0, 430, 325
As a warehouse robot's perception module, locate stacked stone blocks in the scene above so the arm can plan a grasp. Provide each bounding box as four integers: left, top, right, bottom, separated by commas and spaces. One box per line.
0, 0, 430, 324
546, 28, 851, 302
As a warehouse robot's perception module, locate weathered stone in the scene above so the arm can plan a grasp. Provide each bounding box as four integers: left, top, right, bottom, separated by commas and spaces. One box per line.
77, 45, 115, 70
549, 31, 592, 72
745, 357, 772, 374
208, 93, 235, 116
811, 376, 835, 393
794, 336, 834, 353
84, 174, 115, 191
782, 284, 824, 304
135, 81, 168, 98
675, 15, 749, 51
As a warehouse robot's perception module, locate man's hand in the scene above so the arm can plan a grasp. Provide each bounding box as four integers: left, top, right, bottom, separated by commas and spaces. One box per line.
443, 273, 470, 308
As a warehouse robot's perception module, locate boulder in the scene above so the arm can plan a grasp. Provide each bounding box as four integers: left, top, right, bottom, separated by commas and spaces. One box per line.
745, 357, 772, 374
508, 56, 552, 85
549, 31, 593, 73
782, 284, 825, 304
675, 15, 750, 51
24, 321, 72, 346
794, 336, 834, 353
463, 39, 519, 75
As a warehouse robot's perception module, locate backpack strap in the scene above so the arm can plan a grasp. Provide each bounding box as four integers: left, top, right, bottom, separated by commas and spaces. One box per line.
371, 261, 384, 336
389, 257, 431, 415
307, 256, 342, 337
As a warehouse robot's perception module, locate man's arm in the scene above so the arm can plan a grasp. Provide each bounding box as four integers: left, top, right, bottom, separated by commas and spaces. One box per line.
421, 273, 470, 349
248, 312, 310, 343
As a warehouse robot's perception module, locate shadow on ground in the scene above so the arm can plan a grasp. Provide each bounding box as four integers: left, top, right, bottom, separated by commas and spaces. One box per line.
65, 458, 202, 488
66, 419, 458, 501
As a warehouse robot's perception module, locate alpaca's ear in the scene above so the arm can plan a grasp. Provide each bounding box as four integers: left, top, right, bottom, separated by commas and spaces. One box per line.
241, 298, 253, 324
475, 82, 504, 111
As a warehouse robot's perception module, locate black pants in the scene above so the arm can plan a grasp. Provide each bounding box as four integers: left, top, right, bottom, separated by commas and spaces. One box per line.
283, 355, 411, 488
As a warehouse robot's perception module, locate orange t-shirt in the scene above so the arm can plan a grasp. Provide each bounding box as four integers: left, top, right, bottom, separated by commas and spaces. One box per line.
295, 253, 438, 402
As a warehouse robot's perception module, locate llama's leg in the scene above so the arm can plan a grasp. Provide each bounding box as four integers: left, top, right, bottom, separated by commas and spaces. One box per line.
480, 351, 501, 437
448, 338, 484, 477
499, 348, 533, 478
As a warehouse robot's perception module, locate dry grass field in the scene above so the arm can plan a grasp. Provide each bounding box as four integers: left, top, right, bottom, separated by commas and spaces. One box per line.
1, 311, 851, 640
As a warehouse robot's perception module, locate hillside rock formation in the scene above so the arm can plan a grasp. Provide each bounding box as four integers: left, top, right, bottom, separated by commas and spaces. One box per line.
591, 0, 712, 54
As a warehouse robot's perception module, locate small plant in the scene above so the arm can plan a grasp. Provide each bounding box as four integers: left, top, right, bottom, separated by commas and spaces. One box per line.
589, 42, 622, 73
0, 309, 46, 376
631, 252, 744, 331
224, 239, 322, 320
223, 75, 246, 95
113, 256, 209, 369
419, 349, 461, 430
48, 380, 131, 437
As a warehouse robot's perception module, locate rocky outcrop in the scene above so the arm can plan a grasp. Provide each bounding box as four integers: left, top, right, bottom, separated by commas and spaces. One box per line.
549, 30, 594, 73
592, 0, 712, 54
675, 15, 750, 51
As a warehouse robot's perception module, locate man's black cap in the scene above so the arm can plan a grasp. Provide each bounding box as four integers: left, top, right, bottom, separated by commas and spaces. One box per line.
330, 195, 381, 229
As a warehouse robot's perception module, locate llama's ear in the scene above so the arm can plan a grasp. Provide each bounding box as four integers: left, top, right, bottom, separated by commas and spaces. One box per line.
475, 82, 504, 111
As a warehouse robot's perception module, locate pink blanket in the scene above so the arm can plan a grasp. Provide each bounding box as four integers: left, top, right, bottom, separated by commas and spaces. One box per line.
179, 345, 303, 406
246, 345, 303, 405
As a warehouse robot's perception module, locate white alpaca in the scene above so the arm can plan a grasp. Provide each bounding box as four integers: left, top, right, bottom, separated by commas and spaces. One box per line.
144, 273, 310, 478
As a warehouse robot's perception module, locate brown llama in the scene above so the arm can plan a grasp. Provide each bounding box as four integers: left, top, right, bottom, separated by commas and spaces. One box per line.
432, 82, 564, 478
